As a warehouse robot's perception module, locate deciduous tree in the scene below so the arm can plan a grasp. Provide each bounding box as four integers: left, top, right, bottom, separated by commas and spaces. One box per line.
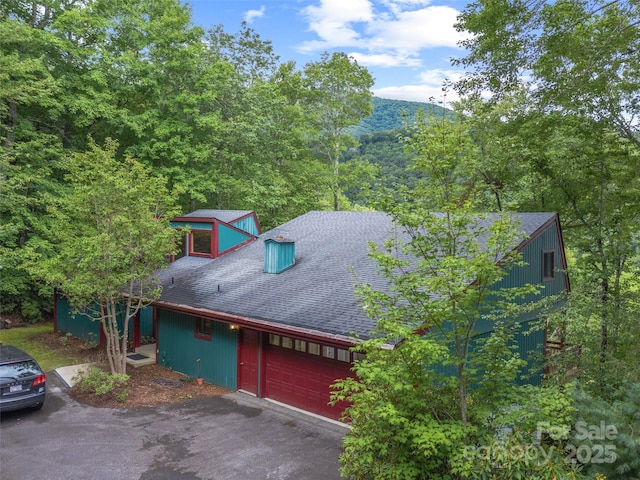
0, 13, 64, 318
303, 52, 374, 210
1, 1, 334, 318
29, 140, 180, 374
455, 0, 640, 396
332, 116, 577, 479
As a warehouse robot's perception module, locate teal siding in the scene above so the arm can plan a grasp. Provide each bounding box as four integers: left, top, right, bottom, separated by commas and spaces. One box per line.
514, 319, 545, 386
460, 319, 544, 387
218, 223, 252, 253
140, 306, 154, 338
232, 217, 258, 236
497, 222, 566, 301
157, 309, 238, 390
55, 295, 101, 342
433, 223, 563, 386
264, 240, 295, 273
170, 221, 212, 230
474, 223, 566, 336
56, 295, 149, 343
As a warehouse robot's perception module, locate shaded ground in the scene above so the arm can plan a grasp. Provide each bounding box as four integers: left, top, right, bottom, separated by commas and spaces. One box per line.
33, 330, 230, 408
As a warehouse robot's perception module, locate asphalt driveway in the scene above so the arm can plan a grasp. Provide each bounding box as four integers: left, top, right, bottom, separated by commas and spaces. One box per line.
0, 374, 346, 480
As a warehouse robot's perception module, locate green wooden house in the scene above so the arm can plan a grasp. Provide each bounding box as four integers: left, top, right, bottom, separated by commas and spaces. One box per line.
54, 210, 570, 420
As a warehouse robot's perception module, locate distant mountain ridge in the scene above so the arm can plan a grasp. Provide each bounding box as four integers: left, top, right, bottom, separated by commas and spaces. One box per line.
348, 96, 452, 137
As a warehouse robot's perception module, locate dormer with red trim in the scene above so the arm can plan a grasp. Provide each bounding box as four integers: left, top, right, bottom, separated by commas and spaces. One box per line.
170, 210, 261, 260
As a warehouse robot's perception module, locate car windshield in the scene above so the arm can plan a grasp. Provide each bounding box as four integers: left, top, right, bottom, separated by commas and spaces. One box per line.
0, 360, 40, 379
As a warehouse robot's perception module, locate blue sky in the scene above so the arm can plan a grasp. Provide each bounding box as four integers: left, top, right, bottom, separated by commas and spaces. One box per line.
185, 0, 471, 103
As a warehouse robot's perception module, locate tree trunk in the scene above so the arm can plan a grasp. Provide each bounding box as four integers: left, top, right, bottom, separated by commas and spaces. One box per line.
333, 157, 340, 211
100, 304, 116, 375
458, 364, 467, 425
596, 166, 609, 395
102, 300, 129, 375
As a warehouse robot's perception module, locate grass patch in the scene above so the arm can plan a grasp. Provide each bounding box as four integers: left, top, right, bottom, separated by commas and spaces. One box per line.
0, 323, 81, 372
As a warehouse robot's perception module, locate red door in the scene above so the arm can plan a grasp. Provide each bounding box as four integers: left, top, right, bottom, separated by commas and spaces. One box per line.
238, 329, 259, 394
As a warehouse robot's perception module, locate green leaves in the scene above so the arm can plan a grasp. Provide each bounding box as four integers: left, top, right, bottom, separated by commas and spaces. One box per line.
2, 1, 351, 318
333, 116, 580, 478
32, 140, 176, 301
457, 0, 640, 147
303, 52, 374, 210
27, 139, 180, 372
456, 0, 640, 401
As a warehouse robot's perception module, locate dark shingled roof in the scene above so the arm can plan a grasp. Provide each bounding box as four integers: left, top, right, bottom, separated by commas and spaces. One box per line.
156, 211, 557, 341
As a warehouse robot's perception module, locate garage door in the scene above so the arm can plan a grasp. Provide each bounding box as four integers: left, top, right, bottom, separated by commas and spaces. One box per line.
264, 335, 352, 420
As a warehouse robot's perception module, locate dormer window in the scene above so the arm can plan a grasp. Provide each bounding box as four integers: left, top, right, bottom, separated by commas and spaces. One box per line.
543, 250, 555, 281
191, 230, 212, 255
170, 210, 261, 261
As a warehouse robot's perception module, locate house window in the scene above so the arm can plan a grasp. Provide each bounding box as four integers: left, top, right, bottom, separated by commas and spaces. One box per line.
308, 343, 320, 355
195, 318, 212, 341
269, 334, 280, 346
322, 346, 335, 359
337, 348, 350, 362
295, 339, 306, 352
191, 230, 212, 255
543, 250, 555, 281
281, 337, 293, 349
353, 352, 365, 362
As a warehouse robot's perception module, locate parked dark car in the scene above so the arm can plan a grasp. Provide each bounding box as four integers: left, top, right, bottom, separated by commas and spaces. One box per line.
0, 345, 46, 412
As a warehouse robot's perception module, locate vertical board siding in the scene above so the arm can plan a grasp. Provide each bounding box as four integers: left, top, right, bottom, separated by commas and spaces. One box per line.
514, 319, 545, 386
113, 303, 134, 341
469, 318, 544, 387
264, 241, 295, 273
440, 223, 562, 386
490, 222, 566, 308
232, 217, 259, 236
157, 309, 238, 390
56, 295, 148, 343
140, 306, 154, 338
170, 221, 213, 230
55, 295, 101, 342
218, 223, 252, 254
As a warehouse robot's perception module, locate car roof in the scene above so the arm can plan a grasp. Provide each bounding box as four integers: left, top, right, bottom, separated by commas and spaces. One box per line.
0, 345, 34, 363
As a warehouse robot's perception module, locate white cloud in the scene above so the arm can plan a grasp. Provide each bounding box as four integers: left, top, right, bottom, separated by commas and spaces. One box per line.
367, 6, 467, 51
374, 84, 456, 104
299, 0, 374, 51
382, 0, 433, 6
379, 0, 435, 17
349, 51, 422, 68
244, 5, 266, 24
418, 67, 463, 85
297, 1, 468, 68
293, 1, 473, 103
373, 68, 463, 104
303, 0, 374, 25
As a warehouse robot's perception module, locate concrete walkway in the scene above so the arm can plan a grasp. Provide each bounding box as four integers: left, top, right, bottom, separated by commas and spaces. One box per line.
54, 342, 156, 386
54, 363, 95, 387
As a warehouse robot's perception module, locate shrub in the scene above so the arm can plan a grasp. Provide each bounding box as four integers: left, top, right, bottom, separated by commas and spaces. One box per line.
116, 388, 130, 403
78, 368, 129, 396
573, 382, 640, 479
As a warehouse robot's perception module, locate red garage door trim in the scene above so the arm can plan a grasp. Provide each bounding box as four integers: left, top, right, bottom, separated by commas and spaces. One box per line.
264, 334, 353, 420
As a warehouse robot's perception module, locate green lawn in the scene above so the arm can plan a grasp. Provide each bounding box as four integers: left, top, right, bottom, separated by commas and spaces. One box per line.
0, 323, 80, 372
